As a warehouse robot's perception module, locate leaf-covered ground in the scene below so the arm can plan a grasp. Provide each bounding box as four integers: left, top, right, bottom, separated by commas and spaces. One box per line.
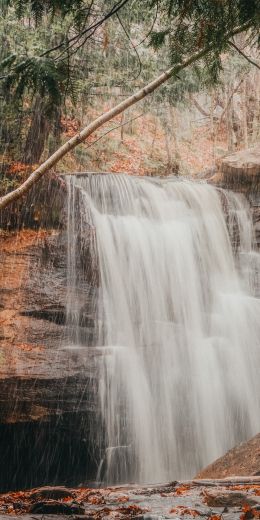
0, 478, 260, 519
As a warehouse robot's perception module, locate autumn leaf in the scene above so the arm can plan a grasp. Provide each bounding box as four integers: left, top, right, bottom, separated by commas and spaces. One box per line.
175, 485, 191, 495
240, 503, 254, 520
169, 505, 200, 516
118, 504, 149, 516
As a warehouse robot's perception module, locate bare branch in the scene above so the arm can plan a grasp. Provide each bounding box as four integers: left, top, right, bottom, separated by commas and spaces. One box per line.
190, 94, 210, 118
44, 0, 130, 59
228, 40, 260, 70
218, 76, 245, 125
83, 112, 144, 149
0, 0, 131, 80
134, 0, 159, 49
116, 13, 143, 81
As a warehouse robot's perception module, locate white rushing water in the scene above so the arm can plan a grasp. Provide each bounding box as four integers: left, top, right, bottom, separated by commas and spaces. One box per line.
66, 174, 260, 485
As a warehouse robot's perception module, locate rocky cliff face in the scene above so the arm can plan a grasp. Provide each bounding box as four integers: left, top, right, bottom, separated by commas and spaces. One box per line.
210, 147, 260, 247
220, 148, 260, 193
0, 229, 100, 491
0, 230, 65, 363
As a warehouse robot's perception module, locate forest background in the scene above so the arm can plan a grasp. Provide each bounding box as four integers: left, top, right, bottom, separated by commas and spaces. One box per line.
0, 0, 259, 212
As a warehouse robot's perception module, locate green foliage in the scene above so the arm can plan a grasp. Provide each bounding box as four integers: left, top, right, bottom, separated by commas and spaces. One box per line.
150, 30, 169, 50
238, 0, 259, 25
2, 0, 85, 24
0, 4, 83, 166
150, 0, 259, 71
3, 56, 67, 107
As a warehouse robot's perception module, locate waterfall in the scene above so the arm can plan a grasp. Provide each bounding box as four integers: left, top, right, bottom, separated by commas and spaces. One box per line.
66, 173, 260, 485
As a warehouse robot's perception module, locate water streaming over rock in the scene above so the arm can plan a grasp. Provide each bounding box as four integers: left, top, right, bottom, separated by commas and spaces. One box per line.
66, 173, 260, 485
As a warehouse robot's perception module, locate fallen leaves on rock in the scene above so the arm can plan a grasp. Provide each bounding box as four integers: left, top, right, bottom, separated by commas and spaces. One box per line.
203, 489, 258, 508
175, 484, 191, 495
169, 505, 200, 516
118, 504, 149, 515
105, 492, 129, 504
231, 485, 260, 496
240, 503, 260, 519
1, 481, 260, 517
76, 503, 148, 519
85, 492, 105, 505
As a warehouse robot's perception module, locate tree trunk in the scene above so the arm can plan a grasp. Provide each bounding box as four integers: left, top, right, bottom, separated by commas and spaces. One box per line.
120, 112, 125, 143
210, 91, 216, 161
227, 84, 235, 152
164, 104, 180, 174
23, 97, 50, 164
191, 94, 210, 118
242, 80, 248, 148
169, 106, 179, 163
252, 72, 260, 141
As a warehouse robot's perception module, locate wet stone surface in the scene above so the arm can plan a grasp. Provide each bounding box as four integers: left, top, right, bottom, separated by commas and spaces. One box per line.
0, 478, 260, 519
0, 229, 101, 492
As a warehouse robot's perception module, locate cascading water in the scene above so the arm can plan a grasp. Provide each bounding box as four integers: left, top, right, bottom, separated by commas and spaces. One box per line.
66, 173, 260, 485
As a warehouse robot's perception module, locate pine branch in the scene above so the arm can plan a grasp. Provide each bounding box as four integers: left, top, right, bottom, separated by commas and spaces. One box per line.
116, 13, 143, 81
134, 0, 159, 49
41, 0, 130, 59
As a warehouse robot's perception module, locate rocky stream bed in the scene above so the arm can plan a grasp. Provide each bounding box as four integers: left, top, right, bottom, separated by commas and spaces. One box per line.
1, 478, 260, 519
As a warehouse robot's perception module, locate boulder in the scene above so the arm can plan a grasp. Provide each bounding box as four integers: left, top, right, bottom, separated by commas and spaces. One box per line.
30, 486, 75, 500
210, 147, 260, 193
195, 433, 260, 479
29, 500, 85, 515
221, 148, 260, 185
